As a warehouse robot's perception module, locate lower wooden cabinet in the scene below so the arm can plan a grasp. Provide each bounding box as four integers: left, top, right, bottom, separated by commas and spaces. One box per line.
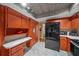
26, 38, 37, 47
1, 42, 26, 56
60, 37, 70, 52
12, 48, 24, 56
10, 44, 24, 55
26, 40, 34, 47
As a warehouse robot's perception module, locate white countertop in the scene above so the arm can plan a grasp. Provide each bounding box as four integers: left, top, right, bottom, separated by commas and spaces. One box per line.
3, 37, 32, 49
60, 35, 79, 40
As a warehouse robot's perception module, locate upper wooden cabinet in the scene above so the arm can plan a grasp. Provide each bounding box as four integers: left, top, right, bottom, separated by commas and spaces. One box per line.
4, 6, 37, 29
53, 19, 71, 30
30, 19, 38, 28
21, 15, 29, 29
6, 7, 31, 29
7, 7, 22, 28
59, 19, 71, 30
29, 19, 34, 27
71, 17, 79, 29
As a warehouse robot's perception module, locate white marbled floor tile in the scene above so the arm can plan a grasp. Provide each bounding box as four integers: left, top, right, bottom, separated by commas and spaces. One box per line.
24, 42, 69, 56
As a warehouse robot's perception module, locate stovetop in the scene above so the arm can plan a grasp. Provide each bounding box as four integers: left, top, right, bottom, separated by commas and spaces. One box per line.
71, 40, 79, 45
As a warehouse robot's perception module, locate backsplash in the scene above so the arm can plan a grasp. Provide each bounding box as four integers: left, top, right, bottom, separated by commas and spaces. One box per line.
4, 33, 27, 43
69, 29, 78, 36
60, 31, 67, 35
60, 30, 70, 35
60, 29, 79, 36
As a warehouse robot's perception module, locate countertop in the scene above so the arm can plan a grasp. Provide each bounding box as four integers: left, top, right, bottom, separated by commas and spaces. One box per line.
3, 37, 32, 49
60, 35, 79, 40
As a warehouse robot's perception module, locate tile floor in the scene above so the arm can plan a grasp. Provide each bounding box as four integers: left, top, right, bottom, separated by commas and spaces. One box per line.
24, 42, 70, 56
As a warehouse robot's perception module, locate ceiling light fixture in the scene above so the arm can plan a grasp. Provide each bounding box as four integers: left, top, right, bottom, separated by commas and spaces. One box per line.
21, 3, 27, 7
27, 7, 30, 9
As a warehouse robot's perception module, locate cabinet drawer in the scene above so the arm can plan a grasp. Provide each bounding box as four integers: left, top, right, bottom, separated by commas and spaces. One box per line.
11, 44, 23, 54
12, 48, 24, 56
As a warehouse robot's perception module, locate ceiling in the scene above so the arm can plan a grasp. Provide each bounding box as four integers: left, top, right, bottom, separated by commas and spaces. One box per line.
1, 3, 79, 23
27, 3, 73, 18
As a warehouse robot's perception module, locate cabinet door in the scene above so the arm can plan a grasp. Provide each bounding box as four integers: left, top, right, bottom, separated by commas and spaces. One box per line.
12, 49, 24, 56
60, 37, 68, 51
51, 19, 71, 30
71, 18, 79, 29
21, 16, 29, 28
30, 19, 34, 28
11, 44, 23, 54
60, 19, 71, 30
7, 7, 21, 28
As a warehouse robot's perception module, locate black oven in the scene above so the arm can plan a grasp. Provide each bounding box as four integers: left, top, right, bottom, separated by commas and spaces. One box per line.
70, 40, 79, 56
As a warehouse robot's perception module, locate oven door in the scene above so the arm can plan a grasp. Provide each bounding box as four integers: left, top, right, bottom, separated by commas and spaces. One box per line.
70, 42, 79, 56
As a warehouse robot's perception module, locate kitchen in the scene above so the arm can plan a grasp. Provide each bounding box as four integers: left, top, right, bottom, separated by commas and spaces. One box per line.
0, 3, 79, 56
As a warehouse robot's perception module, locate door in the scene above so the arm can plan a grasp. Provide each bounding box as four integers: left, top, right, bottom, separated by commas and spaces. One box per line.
45, 22, 60, 51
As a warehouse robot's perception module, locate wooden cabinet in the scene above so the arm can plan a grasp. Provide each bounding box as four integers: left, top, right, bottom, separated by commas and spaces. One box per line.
5, 7, 30, 29
29, 19, 34, 28
0, 5, 38, 56
1, 43, 25, 56
60, 37, 68, 51
60, 37, 70, 52
26, 19, 38, 47
0, 5, 5, 47
60, 19, 71, 30
0, 5, 5, 55
12, 48, 24, 56
71, 12, 79, 30
21, 15, 29, 28
10, 44, 23, 54
71, 17, 79, 29
7, 7, 22, 28
10, 42, 26, 56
